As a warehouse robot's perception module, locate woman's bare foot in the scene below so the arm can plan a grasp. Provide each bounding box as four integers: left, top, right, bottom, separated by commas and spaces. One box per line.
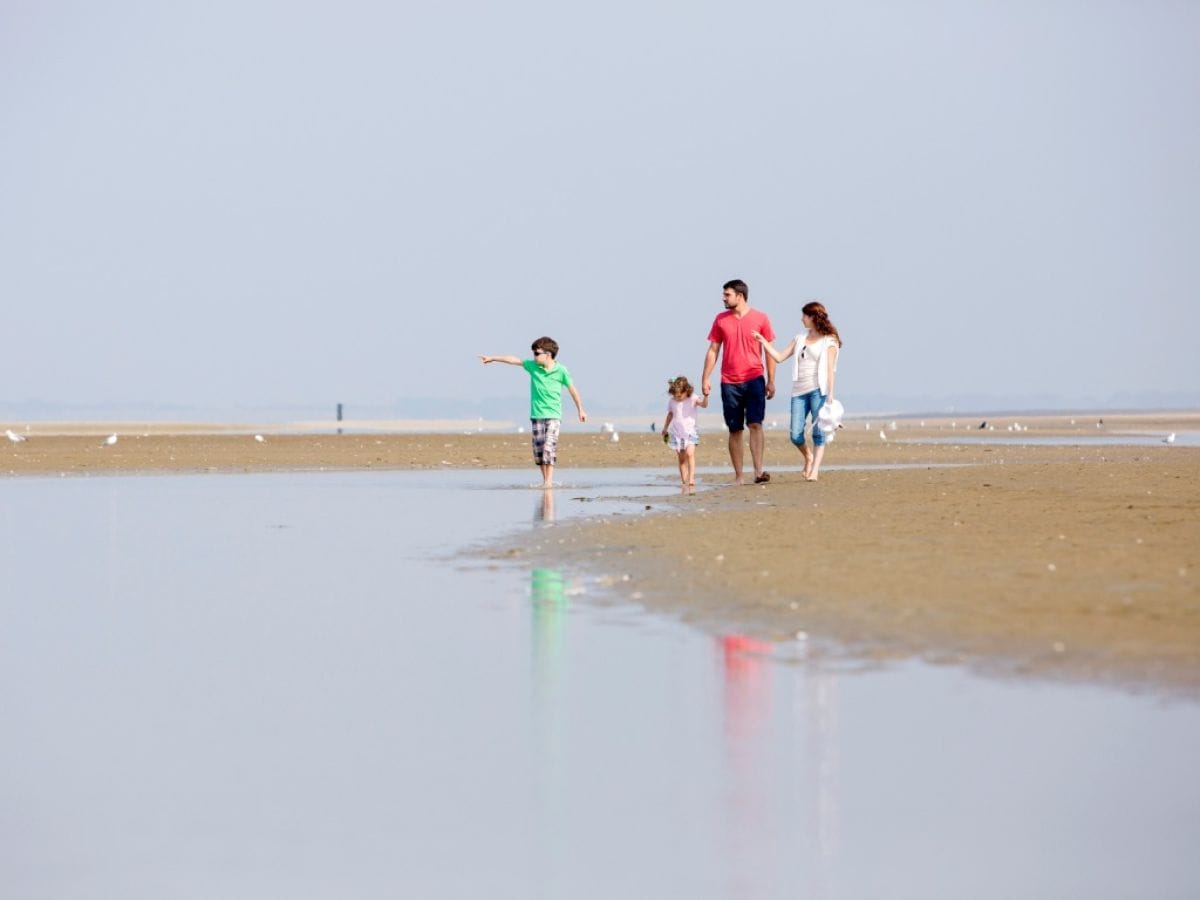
805, 472, 819, 482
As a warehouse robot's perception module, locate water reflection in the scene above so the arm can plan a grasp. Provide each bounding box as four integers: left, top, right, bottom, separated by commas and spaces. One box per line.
533, 488, 556, 523
720, 635, 776, 897
720, 635, 839, 899
529, 564, 575, 894
3, 471, 1197, 899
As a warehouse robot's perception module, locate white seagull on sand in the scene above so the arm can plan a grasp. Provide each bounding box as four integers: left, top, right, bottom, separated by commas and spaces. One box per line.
6, 429, 26, 443
879, 430, 888, 441
103, 434, 118, 446
1164, 433, 1176, 445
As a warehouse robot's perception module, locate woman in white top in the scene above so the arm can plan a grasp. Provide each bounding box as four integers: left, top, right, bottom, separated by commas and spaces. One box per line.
753, 301, 842, 481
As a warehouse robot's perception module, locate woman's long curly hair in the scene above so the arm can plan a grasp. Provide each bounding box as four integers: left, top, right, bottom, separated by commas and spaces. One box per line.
803, 301, 843, 347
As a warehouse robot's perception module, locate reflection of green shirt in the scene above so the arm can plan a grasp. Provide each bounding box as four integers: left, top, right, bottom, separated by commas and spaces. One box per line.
522, 359, 572, 419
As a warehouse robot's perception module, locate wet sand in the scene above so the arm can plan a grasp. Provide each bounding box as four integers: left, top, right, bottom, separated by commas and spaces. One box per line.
5, 413, 1198, 693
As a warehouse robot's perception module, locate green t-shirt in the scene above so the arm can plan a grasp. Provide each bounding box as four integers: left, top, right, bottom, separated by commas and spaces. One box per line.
522, 359, 573, 419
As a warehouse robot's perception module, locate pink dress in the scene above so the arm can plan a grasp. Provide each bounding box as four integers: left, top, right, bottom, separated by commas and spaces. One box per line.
666, 397, 702, 449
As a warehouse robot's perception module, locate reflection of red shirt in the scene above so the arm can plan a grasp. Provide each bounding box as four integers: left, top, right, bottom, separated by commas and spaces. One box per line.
708, 308, 774, 384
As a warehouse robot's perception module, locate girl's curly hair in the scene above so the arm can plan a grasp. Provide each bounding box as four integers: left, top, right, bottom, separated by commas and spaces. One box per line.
667, 375, 694, 397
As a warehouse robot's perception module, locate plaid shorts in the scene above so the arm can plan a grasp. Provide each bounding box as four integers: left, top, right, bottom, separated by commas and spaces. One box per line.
530, 418, 561, 466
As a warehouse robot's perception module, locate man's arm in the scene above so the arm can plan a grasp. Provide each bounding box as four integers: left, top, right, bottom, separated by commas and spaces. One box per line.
701, 342, 720, 397
479, 355, 522, 366
567, 385, 587, 422
765, 353, 777, 400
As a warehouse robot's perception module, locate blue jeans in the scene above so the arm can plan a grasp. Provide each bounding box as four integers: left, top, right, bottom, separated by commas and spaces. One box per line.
790, 391, 826, 448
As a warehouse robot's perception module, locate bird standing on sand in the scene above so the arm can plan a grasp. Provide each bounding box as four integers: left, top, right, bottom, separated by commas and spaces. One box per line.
5, 429, 26, 443
1164, 433, 1176, 445
879, 430, 888, 441
103, 434, 118, 446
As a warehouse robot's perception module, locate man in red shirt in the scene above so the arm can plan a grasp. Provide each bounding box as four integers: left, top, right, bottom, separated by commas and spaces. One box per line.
701, 279, 776, 485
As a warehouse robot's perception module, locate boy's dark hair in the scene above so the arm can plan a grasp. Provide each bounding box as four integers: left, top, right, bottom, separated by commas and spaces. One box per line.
723, 279, 749, 300
531, 336, 559, 359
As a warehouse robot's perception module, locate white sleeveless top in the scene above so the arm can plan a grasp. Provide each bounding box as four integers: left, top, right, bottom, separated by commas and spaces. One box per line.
791, 335, 838, 396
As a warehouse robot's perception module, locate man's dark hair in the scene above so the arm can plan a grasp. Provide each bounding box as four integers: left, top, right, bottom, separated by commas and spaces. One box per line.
723, 279, 749, 300
531, 336, 559, 359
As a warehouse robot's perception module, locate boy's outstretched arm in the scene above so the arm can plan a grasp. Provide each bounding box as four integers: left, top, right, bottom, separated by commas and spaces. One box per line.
568, 385, 587, 422
479, 355, 522, 366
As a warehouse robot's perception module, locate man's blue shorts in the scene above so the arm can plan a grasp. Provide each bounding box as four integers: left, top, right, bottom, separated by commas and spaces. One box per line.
720, 376, 767, 433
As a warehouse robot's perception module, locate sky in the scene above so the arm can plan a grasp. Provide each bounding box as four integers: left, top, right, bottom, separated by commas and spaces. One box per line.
2, 0, 1198, 420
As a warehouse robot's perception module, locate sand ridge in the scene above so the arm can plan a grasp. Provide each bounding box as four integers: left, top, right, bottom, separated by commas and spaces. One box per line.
4, 413, 1198, 694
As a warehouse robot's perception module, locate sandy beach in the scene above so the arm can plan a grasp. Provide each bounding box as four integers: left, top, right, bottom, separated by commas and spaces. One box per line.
5, 412, 1198, 693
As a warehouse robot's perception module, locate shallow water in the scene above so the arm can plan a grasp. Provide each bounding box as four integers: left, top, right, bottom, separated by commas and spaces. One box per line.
2, 470, 1198, 899
898, 430, 1200, 447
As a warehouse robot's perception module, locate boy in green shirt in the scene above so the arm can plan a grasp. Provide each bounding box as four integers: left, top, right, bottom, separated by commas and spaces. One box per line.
480, 336, 588, 488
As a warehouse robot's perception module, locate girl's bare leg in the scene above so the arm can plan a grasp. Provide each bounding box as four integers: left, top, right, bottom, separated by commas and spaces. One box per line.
676, 449, 688, 486
685, 445, 697, 485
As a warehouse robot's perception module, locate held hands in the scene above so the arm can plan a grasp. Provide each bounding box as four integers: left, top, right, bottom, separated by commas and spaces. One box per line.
751, 331, 766, 344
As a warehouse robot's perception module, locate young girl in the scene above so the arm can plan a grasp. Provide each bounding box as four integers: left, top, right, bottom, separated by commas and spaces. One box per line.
753, 301, 843, 481
661, 375, 709, 488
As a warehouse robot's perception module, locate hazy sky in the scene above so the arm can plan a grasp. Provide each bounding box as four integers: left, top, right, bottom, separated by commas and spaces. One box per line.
3, 1, 1197, 417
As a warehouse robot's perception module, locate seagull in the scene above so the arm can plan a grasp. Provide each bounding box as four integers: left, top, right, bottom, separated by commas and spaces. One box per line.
879, 430, 888, 441
1164, 433, 1176, 445
5, 429, 26, 443
978, 421, 987, 430
254, 434, 265, 443
103, 434, 118, 446
610, 431, 620, 443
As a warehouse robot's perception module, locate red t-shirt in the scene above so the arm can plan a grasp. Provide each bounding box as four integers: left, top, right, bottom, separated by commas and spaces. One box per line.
707, 308, 775, 384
